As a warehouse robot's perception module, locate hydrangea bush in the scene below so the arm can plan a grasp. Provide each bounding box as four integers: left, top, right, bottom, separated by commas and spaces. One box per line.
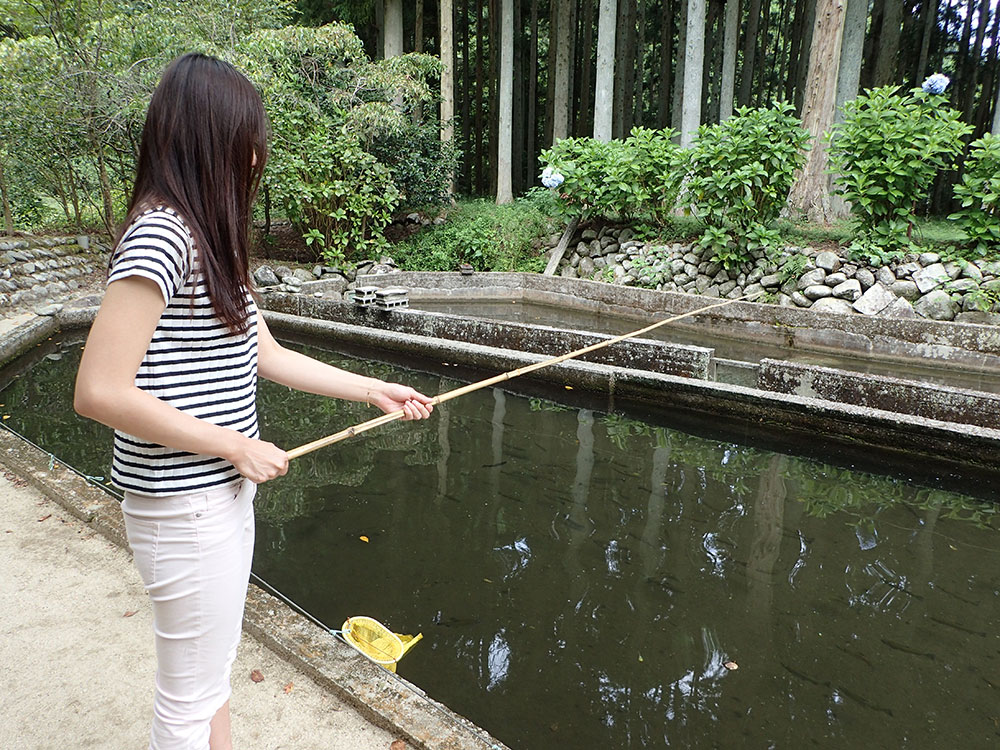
682, 102, 810, 269
827, 78, 971, 264
539, 127, 684, 222
950, 132, 1000, 257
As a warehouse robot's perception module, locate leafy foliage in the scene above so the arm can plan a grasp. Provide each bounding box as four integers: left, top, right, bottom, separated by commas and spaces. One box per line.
949, 133, 1000, 258
828, 85, 972, 262
238, 23, 447, 263
539, 126, 684, 223
389, 197, 555, 272
367, 118, 460, 208
1, 3, 449, 258
681, 102, 810, 269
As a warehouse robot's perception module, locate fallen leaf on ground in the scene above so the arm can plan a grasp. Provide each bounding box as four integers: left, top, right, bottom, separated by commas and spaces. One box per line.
283, 682, 294, 694
250, 669, 265, 683
4, 473, 26, 487
390, 740, 407, 750
38, 514, 51, 522
123, 610, 138, 618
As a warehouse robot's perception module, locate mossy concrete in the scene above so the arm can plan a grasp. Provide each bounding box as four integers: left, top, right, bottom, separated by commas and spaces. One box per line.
328, 271, 1000, 371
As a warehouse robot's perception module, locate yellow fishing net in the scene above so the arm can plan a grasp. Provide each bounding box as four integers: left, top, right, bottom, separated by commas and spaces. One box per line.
341, 616, 423, 673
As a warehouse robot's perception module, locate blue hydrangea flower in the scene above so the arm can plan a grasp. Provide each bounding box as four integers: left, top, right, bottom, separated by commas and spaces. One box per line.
541, 166, 565, 189
922, 73, 950, 95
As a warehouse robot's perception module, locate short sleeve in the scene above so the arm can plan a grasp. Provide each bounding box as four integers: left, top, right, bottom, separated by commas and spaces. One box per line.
108, 210, 192, 305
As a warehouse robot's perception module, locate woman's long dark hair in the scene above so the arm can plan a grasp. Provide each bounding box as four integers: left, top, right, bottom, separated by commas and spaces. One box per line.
120, 53, 268, 334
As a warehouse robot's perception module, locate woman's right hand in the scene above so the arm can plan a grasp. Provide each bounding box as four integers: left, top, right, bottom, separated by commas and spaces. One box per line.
227, 434, 289, 484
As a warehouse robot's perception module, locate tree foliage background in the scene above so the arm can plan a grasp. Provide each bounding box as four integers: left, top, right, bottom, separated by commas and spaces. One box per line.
4, 0, 1000, 247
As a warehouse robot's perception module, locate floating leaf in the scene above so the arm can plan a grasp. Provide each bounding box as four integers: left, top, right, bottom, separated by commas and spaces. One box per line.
250, 669, 265, 683
724, 661, 739, 671
638, 654, 644, 662
360, 535, 369, 543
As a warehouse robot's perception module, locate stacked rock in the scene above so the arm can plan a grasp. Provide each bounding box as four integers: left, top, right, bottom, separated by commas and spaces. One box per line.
550, 226, 1000, 323
253, 256, 399, 300
0, 235, 101, 316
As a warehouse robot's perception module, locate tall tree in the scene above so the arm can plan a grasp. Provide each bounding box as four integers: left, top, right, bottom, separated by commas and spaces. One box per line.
460, 0, 471, 193
375, 0, 385, 58
915, 0, 938, 84
593, 0, 617, 139
680, 0, 705, 147
788, 0, 846, 221
528, 1, 539, 167
834, 0, 866, 124
873, 0, 902, 85
384, 0, 402, 56
578, 0, 596, 136
719, 0, 739, 120
475, 0, 485, 192
657, 0, 675, 127
963, 0, 992, 119
552, 0, 573, 139
440, 0, 455, 191
634, 0, 646, 127
672, 0, 688, 133
497, 0, 514, 202
994, 65, 1000, 133
738, 0, 763, 106
415, 0, 424, 52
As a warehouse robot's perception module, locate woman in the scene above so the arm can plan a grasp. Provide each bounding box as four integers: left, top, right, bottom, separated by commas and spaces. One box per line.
74, 53, 433, 750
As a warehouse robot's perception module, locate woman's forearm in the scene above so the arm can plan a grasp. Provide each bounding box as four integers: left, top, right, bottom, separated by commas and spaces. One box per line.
258, 343, 382, 403
75, 380, 248, 461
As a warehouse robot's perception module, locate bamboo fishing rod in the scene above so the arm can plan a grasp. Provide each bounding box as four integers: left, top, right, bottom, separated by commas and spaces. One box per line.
287, 291, 761, 460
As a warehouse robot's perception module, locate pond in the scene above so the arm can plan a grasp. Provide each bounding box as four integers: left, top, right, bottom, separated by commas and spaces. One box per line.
6, 332, 1000, 748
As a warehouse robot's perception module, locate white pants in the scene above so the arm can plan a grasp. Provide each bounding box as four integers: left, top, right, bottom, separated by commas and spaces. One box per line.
122, 479, 256, 750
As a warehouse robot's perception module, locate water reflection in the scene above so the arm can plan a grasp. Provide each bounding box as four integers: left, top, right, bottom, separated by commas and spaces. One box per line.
6, 337, 1000, 749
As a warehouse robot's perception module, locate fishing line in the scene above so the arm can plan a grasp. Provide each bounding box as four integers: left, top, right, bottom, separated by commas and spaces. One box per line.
288, 291, 762, 459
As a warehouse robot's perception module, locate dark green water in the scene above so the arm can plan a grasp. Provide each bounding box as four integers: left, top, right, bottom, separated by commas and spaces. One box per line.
6, 333, 1000, 748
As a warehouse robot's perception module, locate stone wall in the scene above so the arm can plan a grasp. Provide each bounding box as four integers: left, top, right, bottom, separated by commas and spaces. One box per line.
0, 235, 103, 314
551, 225, 1000, 325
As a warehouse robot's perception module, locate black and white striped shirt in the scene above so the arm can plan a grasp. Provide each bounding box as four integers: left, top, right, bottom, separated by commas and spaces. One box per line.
107, 207, 259, 495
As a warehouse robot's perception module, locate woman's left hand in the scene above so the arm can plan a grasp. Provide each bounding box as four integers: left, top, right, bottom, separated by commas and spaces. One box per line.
370, 382, 435, 421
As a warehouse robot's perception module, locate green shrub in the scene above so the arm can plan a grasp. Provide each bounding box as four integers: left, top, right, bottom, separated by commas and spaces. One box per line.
239, 23, 442, 263
390, 197, 555, 272
949, 132, 1000, 258
682, 102, 810, 269
828, 84, 972, 263
367, 120, 460, 208
539, 126, 684, 222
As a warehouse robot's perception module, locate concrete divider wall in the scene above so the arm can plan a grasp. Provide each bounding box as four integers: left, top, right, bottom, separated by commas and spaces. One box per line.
758, 359, 1000, 430
262, 292, 715, 379
354, 271, 1000, 371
